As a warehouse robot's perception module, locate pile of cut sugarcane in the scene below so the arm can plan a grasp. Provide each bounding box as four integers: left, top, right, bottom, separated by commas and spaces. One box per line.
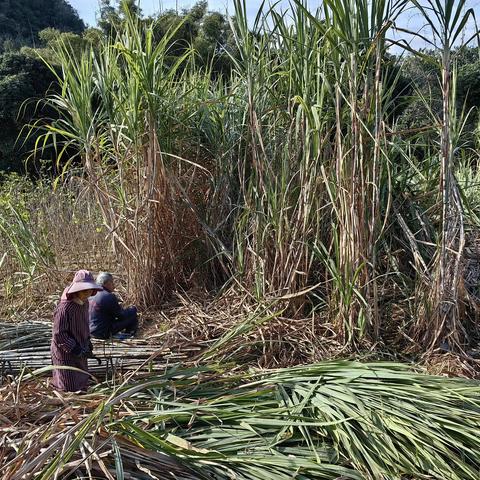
2, 361, 480, 479
0, 321, 197, 380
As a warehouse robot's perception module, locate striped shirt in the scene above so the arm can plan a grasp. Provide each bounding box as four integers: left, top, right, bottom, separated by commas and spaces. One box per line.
51, 298, 90, 392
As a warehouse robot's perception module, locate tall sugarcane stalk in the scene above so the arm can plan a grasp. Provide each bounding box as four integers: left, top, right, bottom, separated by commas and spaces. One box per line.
434, 48, 465, 348
306, 0, 403, 343
411, 0, 475, 350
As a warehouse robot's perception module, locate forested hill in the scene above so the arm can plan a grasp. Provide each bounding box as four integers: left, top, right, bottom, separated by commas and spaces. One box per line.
0, 0, 84, 49
0, 0, 85, 172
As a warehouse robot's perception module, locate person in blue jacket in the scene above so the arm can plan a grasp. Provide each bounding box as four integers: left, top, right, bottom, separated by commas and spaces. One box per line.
89, 272, 138, 339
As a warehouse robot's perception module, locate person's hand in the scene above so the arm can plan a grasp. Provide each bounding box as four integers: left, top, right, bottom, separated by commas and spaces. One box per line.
71, 344, 82, 357
82, 348, 95, 359
71, 344, 94, 358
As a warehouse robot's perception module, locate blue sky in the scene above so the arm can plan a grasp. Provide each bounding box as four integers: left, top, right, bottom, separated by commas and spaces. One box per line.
68, 0, 480, 51
69, 1, 295, 26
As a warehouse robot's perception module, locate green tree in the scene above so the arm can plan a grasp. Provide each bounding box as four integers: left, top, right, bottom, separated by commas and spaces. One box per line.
98, 1, 235, 74
98, 0, 142, 35
0, 52, 57, 171
0, 0, 84, 52
21, 28, 102, 64
0, 1, 87, 171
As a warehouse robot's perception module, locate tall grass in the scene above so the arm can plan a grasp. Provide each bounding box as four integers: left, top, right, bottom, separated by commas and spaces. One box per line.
26, 1, 480, 351
0, 173, 112, 317
204, 0, 405, 345
32, 13, 211, 307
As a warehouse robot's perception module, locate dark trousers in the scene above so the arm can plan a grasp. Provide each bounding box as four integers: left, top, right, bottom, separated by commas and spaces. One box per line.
111, 307, 138, 336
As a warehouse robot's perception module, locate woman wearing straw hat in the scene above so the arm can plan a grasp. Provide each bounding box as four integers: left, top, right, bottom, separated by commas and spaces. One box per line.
51, 270, 103, 392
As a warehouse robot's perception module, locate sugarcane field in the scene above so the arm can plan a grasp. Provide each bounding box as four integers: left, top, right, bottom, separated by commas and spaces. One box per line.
4, 0, 480, 478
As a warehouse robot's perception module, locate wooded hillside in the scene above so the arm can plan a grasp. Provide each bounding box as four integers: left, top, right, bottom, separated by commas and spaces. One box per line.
0, 0, 84, 49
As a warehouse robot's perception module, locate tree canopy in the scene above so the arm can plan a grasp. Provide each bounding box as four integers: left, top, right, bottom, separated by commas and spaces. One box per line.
0, 52, 57, 171
0, 0, 85, 52
0, 0, 85, 171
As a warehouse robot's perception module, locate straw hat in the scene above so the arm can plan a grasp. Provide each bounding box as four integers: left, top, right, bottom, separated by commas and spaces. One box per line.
65, 270, 103, 296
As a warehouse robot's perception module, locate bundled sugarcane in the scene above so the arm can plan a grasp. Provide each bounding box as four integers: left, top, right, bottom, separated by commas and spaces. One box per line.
0, 321, 52, 350
0, 321, 197, 378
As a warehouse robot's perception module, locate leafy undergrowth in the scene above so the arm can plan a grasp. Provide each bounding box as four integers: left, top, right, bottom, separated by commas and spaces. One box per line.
2, 361, 480, 479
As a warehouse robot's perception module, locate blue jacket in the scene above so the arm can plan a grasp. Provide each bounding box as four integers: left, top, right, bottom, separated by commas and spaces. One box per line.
89, 290, 124, 339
